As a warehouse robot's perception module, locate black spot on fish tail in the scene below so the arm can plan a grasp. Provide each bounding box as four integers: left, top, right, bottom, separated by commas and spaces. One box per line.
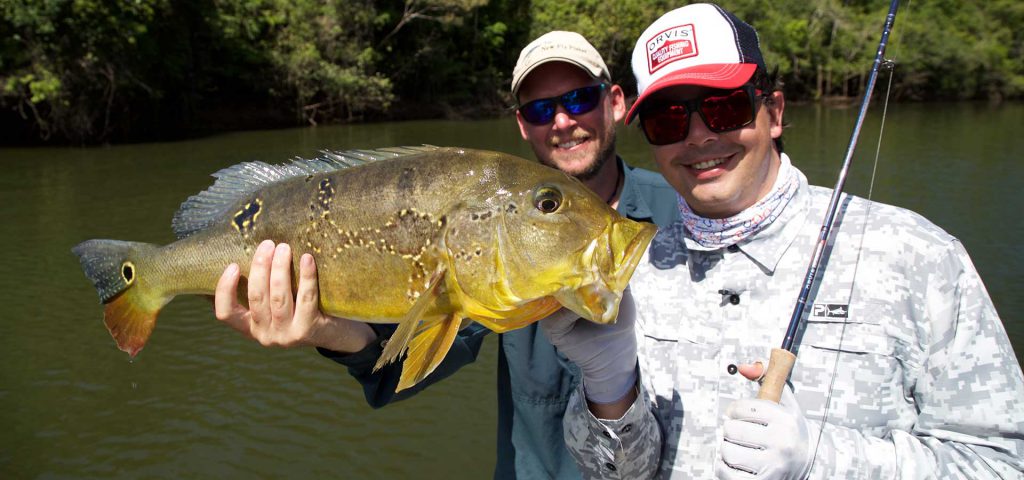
122, 262, 135, 284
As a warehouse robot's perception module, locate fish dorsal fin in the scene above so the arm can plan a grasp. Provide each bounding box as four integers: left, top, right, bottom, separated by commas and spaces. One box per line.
171, 145, 440, 239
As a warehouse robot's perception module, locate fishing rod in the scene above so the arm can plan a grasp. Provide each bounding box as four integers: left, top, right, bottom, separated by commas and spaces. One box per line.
758, 0, 901, 402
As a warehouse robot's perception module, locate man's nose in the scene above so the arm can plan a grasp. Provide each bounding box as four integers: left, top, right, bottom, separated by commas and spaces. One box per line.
685, 112, 717, 145
552, 106, 578, 130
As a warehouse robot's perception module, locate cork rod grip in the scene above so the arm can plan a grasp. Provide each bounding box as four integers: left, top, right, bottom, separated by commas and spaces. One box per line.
757, 348, 797, 402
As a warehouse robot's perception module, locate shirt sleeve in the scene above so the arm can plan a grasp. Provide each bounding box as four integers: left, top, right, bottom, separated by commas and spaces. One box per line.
806, 239, 1024, 478
562, 378, 662, 479
317, 322, 492, 407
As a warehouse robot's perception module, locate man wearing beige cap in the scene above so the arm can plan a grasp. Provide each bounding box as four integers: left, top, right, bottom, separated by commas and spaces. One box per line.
547, 3, 1024, 479
210, 30, 678, 479
330, 30, 679, 479
496, 29, 678, 478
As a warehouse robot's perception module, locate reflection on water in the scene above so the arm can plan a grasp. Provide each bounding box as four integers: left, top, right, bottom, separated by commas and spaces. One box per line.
1, 103, 1021, 477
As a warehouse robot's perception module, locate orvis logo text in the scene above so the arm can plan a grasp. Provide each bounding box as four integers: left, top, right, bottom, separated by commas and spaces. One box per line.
646, 24, 697, 73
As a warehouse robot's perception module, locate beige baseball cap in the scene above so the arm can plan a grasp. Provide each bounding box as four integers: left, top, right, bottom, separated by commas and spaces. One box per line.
511, 31, 610, 97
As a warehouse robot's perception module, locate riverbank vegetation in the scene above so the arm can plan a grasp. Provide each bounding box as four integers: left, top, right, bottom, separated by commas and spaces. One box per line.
3, 0, 1022, 145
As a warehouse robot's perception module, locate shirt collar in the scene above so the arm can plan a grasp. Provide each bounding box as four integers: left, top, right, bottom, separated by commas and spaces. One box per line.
682, 166, 812, 274
617, 156, 655, 222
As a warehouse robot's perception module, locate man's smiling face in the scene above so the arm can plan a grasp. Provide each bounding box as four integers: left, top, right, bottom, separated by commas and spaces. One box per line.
516, 62, 625, 181
649, 86, 785, 218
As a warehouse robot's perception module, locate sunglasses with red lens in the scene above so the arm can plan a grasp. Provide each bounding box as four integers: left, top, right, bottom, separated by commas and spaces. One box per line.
518, 84, 607, 125
638, 85, 765, 146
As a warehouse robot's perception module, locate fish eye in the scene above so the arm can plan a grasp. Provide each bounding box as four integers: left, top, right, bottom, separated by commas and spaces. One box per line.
533, 187, 563, 214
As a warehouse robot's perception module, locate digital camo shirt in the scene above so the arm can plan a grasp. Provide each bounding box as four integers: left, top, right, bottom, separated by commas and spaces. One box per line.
561, 167, 1024, 479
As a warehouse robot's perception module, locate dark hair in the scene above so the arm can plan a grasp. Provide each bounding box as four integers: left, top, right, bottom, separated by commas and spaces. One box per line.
751, 67, 785, 153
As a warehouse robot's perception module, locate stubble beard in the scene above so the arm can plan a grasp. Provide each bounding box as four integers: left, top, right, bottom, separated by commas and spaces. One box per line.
537, 130, 618, 182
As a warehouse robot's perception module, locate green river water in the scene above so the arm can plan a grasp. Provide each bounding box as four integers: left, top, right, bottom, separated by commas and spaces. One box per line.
2, 102, 1021, 478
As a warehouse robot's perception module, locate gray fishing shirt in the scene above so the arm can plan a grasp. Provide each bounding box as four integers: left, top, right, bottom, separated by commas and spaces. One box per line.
562, 165, 1024, 479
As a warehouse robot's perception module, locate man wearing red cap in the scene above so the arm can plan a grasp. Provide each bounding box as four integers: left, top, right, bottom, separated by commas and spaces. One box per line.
546, 3, 1024, 479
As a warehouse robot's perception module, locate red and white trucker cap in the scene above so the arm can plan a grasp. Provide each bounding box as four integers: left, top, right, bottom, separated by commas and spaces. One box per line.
626, 3, 766, 123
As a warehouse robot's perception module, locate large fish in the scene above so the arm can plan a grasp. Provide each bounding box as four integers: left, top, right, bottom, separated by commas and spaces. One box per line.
73, 146, 657, 391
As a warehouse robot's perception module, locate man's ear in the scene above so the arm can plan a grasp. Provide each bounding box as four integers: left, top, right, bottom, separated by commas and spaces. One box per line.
515, 110, 530, 140
609, 84, 627, 123
767, 91, 785, 139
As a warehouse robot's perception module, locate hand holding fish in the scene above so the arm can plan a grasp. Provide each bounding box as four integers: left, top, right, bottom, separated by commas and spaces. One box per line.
214, 240, 377, 353
717, 363, 815, 479
540, 288, 639, 417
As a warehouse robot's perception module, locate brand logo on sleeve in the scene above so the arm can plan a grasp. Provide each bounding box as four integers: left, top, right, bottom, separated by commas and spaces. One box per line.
647, 24, 697, 73
811, 304, 848, 318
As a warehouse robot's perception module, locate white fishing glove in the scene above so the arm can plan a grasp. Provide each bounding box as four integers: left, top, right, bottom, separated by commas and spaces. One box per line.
539, 289, 638, 404
716, 385, 815, 480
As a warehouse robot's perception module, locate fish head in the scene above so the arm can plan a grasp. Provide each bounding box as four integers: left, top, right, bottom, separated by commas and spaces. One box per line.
446, 153, 656, 326
549, 214, 656, 324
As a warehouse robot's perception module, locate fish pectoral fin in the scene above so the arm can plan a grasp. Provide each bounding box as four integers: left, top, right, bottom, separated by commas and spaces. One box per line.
373, 265, 446, 373
470, 297, 561, 333
395, 312, 462, 392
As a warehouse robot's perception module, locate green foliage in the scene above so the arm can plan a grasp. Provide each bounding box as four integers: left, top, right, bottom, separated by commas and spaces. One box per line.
1, 0, 1022, 144
220, 0, 395, 124
1, 0, 170, 141
525, 0, 676, 92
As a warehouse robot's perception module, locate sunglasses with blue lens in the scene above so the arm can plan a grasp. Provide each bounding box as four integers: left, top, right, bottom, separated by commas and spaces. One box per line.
518, 84, 607, 125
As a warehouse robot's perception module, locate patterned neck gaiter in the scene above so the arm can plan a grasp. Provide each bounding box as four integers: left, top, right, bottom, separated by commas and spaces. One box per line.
678, 153, 800, 250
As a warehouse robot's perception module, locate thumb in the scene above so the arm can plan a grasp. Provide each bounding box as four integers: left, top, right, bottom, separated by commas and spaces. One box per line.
539, 308, 580, 339
736, 361, 765, 382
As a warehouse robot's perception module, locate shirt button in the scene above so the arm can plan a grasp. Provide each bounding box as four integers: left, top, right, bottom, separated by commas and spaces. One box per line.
727, 244, 740, 253
622, 424, 633, 433
605, 463, 617, 472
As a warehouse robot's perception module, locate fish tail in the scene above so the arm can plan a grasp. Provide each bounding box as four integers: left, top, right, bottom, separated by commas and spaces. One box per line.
72, 239, 169, 357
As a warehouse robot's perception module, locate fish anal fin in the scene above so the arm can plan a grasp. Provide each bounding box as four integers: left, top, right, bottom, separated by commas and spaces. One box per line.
373, 266, 446, 372
395, 312, 462, 392
471, 297, 561, 333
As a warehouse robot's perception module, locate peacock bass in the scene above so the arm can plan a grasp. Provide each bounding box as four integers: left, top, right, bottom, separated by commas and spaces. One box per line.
72, 146, 657, 391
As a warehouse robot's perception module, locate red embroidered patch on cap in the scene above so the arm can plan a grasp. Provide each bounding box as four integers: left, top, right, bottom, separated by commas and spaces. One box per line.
646, 24, 697, 74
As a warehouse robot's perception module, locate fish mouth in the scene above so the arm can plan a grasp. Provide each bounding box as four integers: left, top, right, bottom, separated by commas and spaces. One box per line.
555, 218, 657, 324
